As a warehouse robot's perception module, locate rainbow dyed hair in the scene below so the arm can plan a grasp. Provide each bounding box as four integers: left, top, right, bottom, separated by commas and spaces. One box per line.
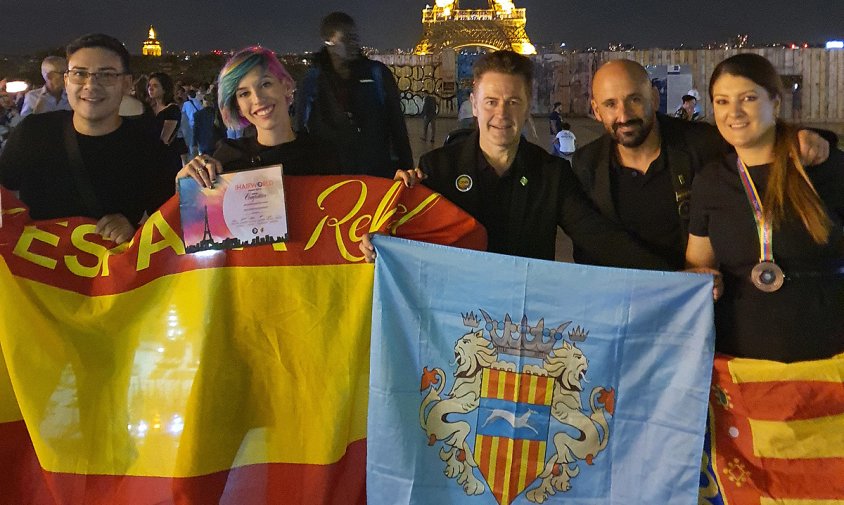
217, 46, 294, 129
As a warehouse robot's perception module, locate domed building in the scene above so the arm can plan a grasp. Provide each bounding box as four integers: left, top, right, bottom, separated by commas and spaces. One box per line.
142, 26, 162, 56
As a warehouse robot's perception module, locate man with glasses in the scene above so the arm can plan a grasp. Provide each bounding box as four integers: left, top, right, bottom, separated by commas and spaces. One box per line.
0, 33, 180, 243
20, 56, 72, 117
295, 11, 412, 179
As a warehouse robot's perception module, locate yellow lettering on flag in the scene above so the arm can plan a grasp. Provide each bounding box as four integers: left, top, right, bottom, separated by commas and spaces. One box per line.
13, 225, 60, 270
136, 210, 186, 271
750, 413, 844, 459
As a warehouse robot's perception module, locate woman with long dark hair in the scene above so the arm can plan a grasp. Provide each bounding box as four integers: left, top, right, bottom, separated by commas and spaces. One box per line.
685, 53, 843, 362
148, 71, 188, 158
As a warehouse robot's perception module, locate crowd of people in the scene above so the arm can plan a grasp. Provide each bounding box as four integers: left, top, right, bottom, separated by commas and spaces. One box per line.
0, 13, 841, 384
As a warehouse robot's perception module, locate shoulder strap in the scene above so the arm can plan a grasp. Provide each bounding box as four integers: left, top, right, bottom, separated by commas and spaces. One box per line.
299, 67, 321, 132
62, 115, 104, 217
659, 118, 694, 236
370, 63, 386, 107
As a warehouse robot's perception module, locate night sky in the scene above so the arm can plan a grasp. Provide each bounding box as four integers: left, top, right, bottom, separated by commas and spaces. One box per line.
4, 0, 843, 54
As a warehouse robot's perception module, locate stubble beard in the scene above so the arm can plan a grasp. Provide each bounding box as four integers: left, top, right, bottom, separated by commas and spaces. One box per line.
611, 116, 654, 148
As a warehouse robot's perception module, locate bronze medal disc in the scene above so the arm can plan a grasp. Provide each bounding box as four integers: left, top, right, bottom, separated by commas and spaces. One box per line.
751, 261, 784, 292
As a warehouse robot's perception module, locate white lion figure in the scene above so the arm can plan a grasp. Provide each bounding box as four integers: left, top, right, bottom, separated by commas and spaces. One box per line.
525, 341, 615, 503
419, 329, 496, 495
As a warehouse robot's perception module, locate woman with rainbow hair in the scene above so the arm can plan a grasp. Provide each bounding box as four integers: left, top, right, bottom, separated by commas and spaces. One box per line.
177, 46, 338, 186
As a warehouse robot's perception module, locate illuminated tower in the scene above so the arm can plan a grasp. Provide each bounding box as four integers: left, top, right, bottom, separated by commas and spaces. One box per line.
142, 25, 162, 57
414, 0, 536, 55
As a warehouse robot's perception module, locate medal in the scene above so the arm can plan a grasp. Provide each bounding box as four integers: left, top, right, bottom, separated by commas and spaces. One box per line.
751, 261, 785, 292
736, 158, 784, 292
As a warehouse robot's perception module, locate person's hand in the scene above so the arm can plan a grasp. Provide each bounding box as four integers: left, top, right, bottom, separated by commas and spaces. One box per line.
685, 267, 723, 301
96, 214, 135, 244
177, 154, 223, 188
796, 129, 830, 166
359, 233, 377, 263
393, 168, 427, 188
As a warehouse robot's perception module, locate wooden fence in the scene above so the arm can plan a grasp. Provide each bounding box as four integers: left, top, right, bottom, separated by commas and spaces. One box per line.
376, 48, 844, 131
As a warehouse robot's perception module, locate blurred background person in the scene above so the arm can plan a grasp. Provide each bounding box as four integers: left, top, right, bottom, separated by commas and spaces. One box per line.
192, 92, 225, 156
148, 71, 189, 161
673, 94, 697, 121
20, 56, 71, 117
552, 121, 577, 162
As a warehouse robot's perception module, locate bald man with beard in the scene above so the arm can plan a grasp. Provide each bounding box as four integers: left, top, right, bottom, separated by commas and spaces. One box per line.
571, 59, 829, 270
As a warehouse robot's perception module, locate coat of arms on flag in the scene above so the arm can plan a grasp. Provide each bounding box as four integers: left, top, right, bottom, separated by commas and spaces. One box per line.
418, 310, 614, 505
368, 236, 715, 505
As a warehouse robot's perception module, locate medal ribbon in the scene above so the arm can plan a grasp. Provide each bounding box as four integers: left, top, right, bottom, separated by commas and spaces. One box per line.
735, 158, 773, 262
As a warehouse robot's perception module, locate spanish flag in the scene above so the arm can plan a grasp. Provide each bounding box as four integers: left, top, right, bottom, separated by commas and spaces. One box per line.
705, 353, 844, 504
0, 176, 485, 505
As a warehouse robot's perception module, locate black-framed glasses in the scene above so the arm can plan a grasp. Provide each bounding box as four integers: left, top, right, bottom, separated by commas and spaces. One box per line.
65, 69, 125, 86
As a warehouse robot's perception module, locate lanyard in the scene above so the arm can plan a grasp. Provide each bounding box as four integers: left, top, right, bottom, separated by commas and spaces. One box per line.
735, 157, 772, 263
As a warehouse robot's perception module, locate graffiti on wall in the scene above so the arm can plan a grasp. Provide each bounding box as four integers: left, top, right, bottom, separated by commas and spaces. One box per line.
387, 64, 457, 116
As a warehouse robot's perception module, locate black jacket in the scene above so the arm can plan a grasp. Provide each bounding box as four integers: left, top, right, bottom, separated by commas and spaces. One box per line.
420, 130, 672, 268
294, 49, 412, 178
571, 114, 726, 268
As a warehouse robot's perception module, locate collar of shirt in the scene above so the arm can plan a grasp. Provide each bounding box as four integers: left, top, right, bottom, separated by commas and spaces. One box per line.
32, 86, 70, 108
610, 143, 667, 184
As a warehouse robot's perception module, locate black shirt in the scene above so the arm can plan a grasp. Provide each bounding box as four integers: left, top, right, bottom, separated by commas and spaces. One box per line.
610, 147, 685, 270
475, 151, 514, 254
212, 133, 341, 175
689, 150, 844, 361
0, 110, 181, 222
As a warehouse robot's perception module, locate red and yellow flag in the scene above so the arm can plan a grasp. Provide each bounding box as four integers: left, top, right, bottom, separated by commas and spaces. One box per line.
0, 177, 485, 505
708, 353, 844, 504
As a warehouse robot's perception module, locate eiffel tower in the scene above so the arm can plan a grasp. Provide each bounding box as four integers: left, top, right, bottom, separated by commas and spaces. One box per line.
414, 0, 535, 55
202, 205, 213, 243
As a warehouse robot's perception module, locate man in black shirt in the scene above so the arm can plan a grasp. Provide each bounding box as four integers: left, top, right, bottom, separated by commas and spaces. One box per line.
362, 51, 670, 269
573, 59, 829, 270
0, 33, 180, 244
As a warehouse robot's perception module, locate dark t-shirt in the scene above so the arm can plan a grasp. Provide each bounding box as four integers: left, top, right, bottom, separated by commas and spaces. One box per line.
610, 149, 685, 270
211, 133, 341, 175
0, 110, 181, 222
549, 111, 562, 134
689, 150, 844, 361
155, 103, 188, 155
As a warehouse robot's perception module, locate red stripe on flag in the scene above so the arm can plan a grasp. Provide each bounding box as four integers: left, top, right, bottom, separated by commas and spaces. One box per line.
487, 369, 500, 399
756, 456, 844, 499
493, 437, 511, 501
0, 420, 366, 505
527, 439, 539, 480
517, 376, 531, 404
507, 438, 524, 502
734, 380, 844, 421
502, 371, 516, 403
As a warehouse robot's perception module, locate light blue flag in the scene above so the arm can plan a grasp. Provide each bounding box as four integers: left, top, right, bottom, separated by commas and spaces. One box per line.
368, 236, 715, 505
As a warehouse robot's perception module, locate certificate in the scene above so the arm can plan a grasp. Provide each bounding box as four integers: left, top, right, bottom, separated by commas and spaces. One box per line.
178, 164, 288, 252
